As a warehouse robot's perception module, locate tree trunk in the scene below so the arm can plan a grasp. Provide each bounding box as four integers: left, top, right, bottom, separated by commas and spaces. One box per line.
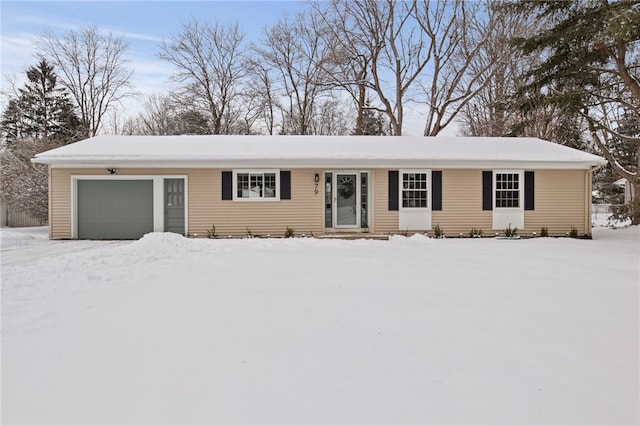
633, 158, 640, 226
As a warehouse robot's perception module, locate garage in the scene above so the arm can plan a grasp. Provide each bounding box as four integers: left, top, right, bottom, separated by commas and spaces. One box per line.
77, 180, 154, 239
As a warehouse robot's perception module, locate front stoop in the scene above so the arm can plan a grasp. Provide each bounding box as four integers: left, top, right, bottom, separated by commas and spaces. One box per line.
316, 233, 389, 241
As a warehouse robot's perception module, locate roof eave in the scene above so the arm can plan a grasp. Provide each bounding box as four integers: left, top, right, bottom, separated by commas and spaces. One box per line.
35, 157, 608, 170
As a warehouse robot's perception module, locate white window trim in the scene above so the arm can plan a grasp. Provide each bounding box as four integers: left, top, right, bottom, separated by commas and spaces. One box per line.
399, 169, 432, 231
492, 170, 524, 230
493, 170, 524, 210
232, 169, 280, 201
399, 169, 432, 211
70, 174, 188, 239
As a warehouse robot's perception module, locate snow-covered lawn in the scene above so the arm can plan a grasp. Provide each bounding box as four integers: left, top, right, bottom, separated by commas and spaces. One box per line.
2, 226, 638, 425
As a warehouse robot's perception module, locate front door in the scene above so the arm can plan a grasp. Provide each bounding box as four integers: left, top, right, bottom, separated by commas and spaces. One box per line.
164, 178, 185, 235
335, 173, 358, 227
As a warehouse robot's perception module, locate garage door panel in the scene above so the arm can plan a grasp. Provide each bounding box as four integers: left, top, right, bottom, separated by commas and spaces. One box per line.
78, 180, 153, 239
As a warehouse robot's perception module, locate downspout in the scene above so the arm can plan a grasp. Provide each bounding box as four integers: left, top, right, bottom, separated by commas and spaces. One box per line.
586, 164, 604, 236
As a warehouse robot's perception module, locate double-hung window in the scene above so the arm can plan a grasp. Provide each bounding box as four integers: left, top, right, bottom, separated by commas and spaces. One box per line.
495, 172, 520, 208
402, 172, 428, 208
234, 171, 278, 200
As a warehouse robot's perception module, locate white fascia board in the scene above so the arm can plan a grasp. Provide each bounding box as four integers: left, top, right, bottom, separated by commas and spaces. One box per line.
44, 158, 606, 170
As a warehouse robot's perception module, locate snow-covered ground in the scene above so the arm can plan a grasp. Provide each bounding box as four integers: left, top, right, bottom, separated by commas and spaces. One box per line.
1, 225, 638, 425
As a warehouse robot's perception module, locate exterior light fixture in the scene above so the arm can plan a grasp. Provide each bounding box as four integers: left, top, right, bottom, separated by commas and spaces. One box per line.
107, 168, 118, 175
314, 173, 320, 183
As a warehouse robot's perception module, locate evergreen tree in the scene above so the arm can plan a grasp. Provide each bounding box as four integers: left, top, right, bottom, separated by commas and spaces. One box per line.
1, 59, 81, 146
0, 60, 82, 223
353, 99, 387, 136
0, 99, 27, 146
510, 0, 640, 223
358, 108, 387, 136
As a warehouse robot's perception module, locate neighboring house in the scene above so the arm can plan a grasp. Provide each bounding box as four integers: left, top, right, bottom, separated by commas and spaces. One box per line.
32, 135, 606, 239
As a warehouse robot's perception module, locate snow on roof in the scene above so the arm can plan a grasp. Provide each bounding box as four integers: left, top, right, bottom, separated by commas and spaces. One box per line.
32, 135, 607, 169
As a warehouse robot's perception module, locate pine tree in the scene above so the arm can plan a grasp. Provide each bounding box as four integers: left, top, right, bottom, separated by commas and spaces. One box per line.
1, 59, 82, 145
511, 0, 640, 224
353, 98, 387, 136
0, 99, 27, 146
0, 59, 82, 223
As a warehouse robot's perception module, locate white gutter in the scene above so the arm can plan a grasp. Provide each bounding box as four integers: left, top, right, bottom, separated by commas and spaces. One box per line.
34, 158, 608, 170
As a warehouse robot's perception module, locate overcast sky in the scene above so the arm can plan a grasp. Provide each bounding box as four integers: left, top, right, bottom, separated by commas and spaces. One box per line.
1, 1, 439, 136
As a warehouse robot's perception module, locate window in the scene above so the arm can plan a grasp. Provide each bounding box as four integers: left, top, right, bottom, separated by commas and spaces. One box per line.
235, 171, 278, 200
360, 172, 368, 228
325, 173, 332, 227
495, 172, 520, 208
402, 172, 428, 208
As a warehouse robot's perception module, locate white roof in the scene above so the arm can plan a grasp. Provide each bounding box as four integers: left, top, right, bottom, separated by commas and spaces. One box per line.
32, 135, 607, 169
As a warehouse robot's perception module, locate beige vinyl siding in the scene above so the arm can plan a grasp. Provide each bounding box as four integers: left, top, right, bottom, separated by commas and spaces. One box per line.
48, 166, 592, 239
50, 168, 73, 238
207, 169, 323, 237
49, 168, 324, 239
524, 169, 588, 236
431, 169, 492, 236
372, 169, 398, 233
429, 169, 589, 236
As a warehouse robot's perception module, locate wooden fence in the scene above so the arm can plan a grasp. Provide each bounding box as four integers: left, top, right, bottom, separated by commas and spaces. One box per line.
0, 200, 47, 227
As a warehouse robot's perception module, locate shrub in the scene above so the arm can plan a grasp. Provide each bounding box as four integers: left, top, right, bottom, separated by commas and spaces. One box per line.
205, 224, 217, 239
433, 224, 444, 238
504, 223, 518, 237
569, 226, 578, 238
469, 227, 483, 238
284, 226, 295, 238
540, 226, 549, 237
608, 202, 632, 225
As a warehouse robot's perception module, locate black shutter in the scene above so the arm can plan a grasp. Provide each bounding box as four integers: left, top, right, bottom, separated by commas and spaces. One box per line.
524, 171, 535, 210
432, 170, 442, 211
482, 171, 493, 210
280, 171, 291, 200
222, 171, 232, 200
388, 171, 399, 211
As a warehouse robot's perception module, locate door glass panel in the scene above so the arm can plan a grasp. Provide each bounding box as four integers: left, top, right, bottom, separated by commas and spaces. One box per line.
165, 178, 185, 235
361, 172, 368, 228
325, 173, 332, 228
336, 173, 357, 226
166, 179, 184, 207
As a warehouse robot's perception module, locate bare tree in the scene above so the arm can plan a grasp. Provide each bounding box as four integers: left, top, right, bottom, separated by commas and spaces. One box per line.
317, 0, 505, 136
459, 6, 543, 137
323, 0, 429, 136
159, 19, 246, 135
137, 93, 177, 135
309, 98, 353, 135
310, 0, 372, 135
0, 137, 57, 223
252, 11, 336, 135
413, 0, 504, 136
36, 26, 134, 138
